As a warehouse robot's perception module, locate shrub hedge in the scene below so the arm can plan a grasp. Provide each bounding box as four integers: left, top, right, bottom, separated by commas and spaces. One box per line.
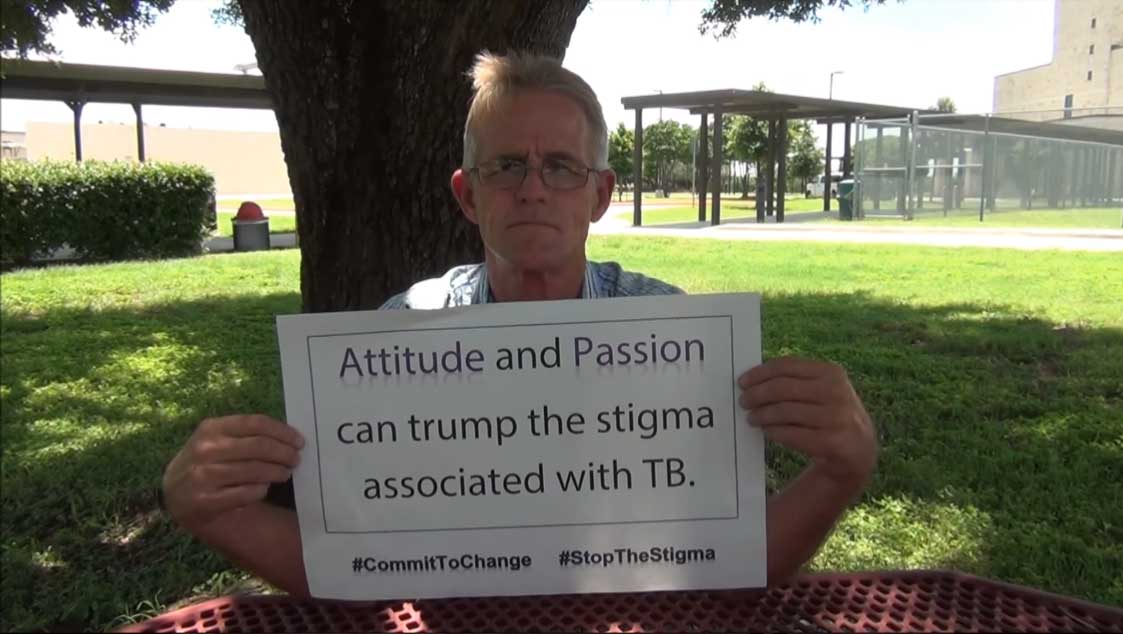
1, 160, 215, 265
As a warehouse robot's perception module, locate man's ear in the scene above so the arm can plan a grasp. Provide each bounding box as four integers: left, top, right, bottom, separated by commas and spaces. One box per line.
591, 168, 616, 223
451, 169, 479, 225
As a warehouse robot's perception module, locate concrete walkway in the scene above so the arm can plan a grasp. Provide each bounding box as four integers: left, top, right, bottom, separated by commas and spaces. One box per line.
589, 209, 1123, 252
204, 204, 1123, 254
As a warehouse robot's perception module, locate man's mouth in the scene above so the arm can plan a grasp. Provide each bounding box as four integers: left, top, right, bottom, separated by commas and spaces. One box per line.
508, 221, 557, 229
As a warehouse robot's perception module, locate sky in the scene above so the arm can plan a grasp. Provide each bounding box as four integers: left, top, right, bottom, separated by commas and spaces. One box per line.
1, 0, 1055, 140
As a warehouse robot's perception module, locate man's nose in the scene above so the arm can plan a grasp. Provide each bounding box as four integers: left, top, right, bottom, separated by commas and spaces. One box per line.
517, 166, 550, 203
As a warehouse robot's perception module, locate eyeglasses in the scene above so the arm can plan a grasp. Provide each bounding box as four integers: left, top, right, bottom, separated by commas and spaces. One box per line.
470, 157, 596, 191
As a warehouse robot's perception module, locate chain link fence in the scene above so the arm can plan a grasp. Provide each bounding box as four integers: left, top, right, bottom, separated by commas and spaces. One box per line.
854, 109, 1123, 226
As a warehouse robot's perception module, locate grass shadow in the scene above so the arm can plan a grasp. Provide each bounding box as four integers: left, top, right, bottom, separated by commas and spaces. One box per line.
756, 291, 1122, 607
2, 292, 300, 631
2, 288, 1121, 629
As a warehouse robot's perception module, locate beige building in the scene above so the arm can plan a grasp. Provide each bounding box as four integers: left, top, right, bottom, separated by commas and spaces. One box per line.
24, 122, 291, 197
2, 130, 28, 160
994, 0, 1122, 126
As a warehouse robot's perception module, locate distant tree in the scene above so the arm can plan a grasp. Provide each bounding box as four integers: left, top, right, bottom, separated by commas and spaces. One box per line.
607, 123, 634, 201
936, 97, 957, 113
787, 120, 823, 190
643, 120, 694, 195
722, 81, 772, 197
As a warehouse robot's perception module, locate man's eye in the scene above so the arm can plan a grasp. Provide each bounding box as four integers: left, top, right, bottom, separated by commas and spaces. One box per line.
497, 160, 525, 172
544, 159, 577, 174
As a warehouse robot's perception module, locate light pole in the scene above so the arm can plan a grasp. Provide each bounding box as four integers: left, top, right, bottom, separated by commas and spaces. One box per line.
829, 70, 844, 100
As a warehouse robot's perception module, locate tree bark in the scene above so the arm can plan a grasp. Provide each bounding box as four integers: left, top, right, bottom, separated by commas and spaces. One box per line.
239, 1, 587, 311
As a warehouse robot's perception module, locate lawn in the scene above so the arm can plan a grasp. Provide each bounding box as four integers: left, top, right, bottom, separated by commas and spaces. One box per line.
213, 211, 297, 237
864, 207, 1123, 230
2, 239, 1121, 630
622, 200, 1123, 230
624, 197, 829, 225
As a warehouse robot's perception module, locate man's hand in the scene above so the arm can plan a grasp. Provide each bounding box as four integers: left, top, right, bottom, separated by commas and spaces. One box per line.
162, 414, 304, 531
739, 357, 877, 490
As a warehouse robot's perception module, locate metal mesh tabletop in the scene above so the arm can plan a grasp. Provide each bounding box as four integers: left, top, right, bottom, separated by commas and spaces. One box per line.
120, 570, 1123, 633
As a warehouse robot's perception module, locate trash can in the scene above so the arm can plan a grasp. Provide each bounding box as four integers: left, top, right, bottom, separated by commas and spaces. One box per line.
232, 201, 270, 251
838, 178, 856, 221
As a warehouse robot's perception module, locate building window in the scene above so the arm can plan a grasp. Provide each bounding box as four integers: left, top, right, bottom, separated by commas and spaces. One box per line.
1064, 94, 1073, 119
1090, 44, 1095, 54
1088, 70, 1093, 80
1091, 18, 1096, 28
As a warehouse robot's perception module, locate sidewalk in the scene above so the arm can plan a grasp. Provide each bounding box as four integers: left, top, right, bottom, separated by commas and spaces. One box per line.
201, 206, 1123, 254
590, 210, 1123, 251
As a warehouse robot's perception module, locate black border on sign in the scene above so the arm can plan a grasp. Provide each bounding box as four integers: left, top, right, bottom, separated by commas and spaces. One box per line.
305, 315, 740, 534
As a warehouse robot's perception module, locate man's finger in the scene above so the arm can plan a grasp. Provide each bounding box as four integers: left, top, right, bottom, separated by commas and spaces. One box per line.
199, 483, 272, 515
747, 402, 823, 429
214, 414, 305, 448
739, 357, 835, 388
741, 376, 824, 409
200, 436, 302, 468
206, 461, 294, 488
758, 423, 824, 456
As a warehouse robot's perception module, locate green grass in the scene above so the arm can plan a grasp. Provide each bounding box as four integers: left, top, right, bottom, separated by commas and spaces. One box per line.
624, 200, 1122, 229
216, 197, 295, 211
2, 239, 1122, 630
864, 207, 1123, 230
213, 211, 297, 237
624, 197, 829, 225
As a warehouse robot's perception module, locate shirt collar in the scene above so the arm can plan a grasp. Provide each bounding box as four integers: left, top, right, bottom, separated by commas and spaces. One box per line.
474, 261, 601, 304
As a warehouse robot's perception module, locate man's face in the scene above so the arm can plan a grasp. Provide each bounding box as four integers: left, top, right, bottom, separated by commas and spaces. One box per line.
451, 91, 615, 272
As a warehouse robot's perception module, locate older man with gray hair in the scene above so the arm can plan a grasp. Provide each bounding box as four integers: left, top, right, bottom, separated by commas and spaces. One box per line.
161, 50, 878, 598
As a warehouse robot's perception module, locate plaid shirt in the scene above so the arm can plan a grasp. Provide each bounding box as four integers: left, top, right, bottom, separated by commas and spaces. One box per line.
263, 260, 682, 511
379, 261, 684, 309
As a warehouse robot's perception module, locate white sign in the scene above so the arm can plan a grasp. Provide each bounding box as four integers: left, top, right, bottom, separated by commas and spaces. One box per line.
276, 293, 766, 600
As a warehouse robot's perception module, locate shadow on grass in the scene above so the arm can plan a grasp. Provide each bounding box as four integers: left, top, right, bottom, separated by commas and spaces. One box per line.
1, 292, 300, 632
2, 290, 1121, 630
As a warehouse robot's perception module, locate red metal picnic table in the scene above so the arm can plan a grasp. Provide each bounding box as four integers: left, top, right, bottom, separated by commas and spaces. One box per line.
120, 569, 1123, 633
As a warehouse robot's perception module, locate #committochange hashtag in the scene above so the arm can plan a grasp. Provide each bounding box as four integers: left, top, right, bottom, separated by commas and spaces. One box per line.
353, 556, 363, 572
557, 551, 571, 567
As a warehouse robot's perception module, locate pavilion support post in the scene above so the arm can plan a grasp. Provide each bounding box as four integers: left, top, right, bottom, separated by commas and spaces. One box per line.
897, 124, 907, 213
987, 134, 997, 211
777, 118, 788, 223
906, 111, 918, 220
843, 119, 852, 176
1070, 144, 1079, 208
1107, 147, 1116, 205
633, 108, 643, 226
132, 103, 146, 162
711, 109, 724, 226
979, 115, 991, 222
942, 132, 953, 215
698, 113, 708, 222
65, 100, 85, 162
874, 126, 883, 211
766, 119, 777, 217
1096, 147, 1106, 205
824, 122, 833, 212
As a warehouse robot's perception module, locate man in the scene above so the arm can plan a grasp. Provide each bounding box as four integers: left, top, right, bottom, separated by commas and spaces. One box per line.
161, 51, 877, 598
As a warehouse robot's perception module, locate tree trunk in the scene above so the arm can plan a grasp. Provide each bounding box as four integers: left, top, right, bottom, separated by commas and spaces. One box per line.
240, 0, 587, 312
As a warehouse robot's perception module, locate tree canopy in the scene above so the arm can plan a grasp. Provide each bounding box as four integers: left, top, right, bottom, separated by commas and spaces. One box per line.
2, 0, 897, 57
1, 0, 174, 56
935, 96, 957, 113
699, 0, 889, 38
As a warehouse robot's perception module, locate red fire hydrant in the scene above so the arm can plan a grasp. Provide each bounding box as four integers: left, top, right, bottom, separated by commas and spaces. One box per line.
232, 201, 270, 252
